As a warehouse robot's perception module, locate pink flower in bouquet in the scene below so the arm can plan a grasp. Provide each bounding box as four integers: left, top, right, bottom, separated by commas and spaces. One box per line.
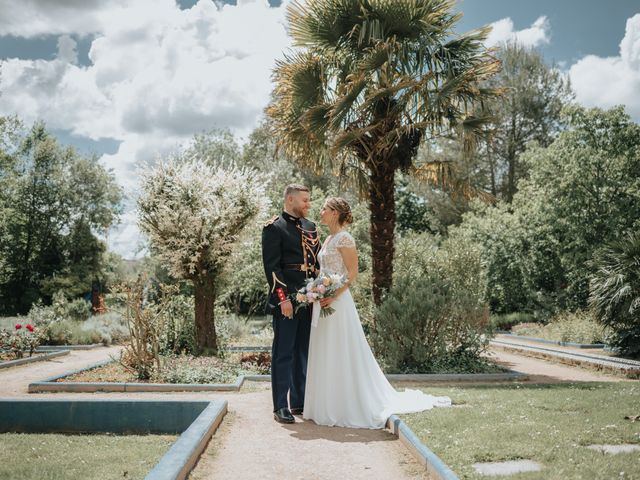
317, 284, 326, 294
26, 324, 34, 332
306, 292, 316, 302
14, 324, 22, 330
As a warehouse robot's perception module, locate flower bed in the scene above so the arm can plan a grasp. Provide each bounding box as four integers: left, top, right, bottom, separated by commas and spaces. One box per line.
58, 352, 271, 385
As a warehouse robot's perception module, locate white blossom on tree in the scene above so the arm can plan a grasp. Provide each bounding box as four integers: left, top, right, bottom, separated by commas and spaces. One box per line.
138, 155, 269, 354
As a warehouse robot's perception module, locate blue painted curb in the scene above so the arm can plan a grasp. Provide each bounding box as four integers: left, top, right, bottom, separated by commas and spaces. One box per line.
146, 400, 228, 480
500, 334, 605, 349
387, 415, 458, 480
0, 349, 70, 369
0, 398, 227, 480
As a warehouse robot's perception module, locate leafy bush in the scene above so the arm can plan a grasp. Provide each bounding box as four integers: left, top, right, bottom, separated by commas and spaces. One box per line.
64, 298, 92, 322
589, 232, 640, 357
0, 323, 43, 358
512, 310, 606, 344
158, 294, 196, 355
155, 355, 240, 384
371, 233, 491, 373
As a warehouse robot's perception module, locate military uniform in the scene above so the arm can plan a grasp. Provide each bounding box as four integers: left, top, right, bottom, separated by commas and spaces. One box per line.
262, 211, 321, 413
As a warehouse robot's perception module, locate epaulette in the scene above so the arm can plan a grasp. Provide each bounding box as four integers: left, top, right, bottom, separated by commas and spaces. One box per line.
263, 215, 279, 227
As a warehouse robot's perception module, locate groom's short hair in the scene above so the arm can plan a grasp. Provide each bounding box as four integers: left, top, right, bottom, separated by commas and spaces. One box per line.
284, 184, 309, 200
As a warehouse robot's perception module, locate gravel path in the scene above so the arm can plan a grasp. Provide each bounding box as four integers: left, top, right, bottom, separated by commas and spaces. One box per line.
486, 347, 632, 383
0, 345, 123, 396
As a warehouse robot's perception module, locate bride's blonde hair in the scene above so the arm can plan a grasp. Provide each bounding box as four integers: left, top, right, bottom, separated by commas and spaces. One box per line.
325, 197, 353, 225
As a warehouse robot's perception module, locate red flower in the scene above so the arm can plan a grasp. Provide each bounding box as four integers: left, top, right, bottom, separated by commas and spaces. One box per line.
14, 323, 22, 330
26, 324, 34, 332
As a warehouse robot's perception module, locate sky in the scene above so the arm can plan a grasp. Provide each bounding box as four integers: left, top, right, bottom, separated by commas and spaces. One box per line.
0, 0, 638, 259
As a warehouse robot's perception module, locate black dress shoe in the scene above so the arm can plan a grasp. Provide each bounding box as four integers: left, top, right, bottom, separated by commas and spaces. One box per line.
274, 408, 295, 424
290, 407, 304, 415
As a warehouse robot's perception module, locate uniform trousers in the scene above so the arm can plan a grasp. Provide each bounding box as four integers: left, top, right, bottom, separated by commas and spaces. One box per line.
271, 305, 311, 411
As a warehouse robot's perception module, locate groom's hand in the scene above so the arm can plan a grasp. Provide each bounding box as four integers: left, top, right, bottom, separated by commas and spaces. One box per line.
280, 300, 293, 319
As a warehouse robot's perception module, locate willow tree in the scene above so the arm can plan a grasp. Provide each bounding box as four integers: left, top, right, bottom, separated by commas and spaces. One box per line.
138, 156, 268, 355
267, 0, 500, 304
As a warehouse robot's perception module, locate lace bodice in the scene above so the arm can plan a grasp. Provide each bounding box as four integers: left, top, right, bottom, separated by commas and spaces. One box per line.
318, 231, 356, 276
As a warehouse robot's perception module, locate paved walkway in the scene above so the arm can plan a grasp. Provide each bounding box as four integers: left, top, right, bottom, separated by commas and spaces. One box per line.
0, 347, 427, 479
0, 342, 630, 479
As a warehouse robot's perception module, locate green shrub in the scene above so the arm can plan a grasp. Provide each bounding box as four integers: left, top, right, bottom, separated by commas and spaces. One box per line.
589, 232, 640, 357
35, 313, 128, 346
158, 294, 196, 355
512, 310, 606, 344
64, 298, 92, 322
371, 233, 491, 373
155, 355, 240, 384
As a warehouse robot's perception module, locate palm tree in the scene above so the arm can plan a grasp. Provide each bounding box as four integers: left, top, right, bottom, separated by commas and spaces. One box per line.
267, 0, 500, 305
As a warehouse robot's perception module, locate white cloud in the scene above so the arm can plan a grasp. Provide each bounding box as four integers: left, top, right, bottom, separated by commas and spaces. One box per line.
0, 0, 291, 258
486, 16, 550, 48
568, 14, 640, 122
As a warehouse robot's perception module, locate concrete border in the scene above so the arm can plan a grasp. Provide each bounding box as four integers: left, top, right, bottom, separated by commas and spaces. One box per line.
28, 360, 527, 393
36, 344, 103, 351
0, 398, 228, 480
499, 333, 605, 349
386, 414, 458, 480
0, 349, 70, 369
491, 340, 640, 377
145, 400, 227, 480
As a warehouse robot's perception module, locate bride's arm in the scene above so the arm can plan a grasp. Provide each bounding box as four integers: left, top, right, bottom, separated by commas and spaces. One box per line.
319, 246, 358, 307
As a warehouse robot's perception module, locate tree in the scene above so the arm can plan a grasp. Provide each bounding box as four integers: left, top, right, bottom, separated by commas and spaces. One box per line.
452, 105, 640, 315
267, 0, 499, 304
0, 123, 122, 313
137, 151, 268, 355
518, 105, 640, 307
482, 42, 573, 201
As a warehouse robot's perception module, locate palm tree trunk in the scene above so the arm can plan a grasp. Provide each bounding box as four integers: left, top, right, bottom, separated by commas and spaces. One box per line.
369, 163, 397, 306
193, 275, 218, 356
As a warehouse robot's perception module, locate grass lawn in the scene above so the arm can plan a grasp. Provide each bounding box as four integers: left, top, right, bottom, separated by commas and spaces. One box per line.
0, 433, 176, 480
401, 383, 640, 480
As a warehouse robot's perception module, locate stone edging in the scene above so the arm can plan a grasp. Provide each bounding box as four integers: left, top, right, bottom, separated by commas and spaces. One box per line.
499, 334, 605, 349
0, 349, 70, 369
36, 344, 103, 351
145, 400, 228, 480
386, 415, 458, 480
28, 360, 527, 393
491, 340, 640, 377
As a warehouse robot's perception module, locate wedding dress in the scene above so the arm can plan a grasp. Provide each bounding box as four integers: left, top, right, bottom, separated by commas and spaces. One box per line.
303, 230, 451, 429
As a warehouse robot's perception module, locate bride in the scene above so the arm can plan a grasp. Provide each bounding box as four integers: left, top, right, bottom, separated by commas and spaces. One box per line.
303, 197, 451, 429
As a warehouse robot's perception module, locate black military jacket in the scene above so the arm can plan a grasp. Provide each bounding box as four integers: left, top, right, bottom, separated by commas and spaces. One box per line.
261, 211, 321, 312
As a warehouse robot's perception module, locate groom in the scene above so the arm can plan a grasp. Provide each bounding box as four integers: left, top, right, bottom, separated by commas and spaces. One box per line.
262, 184, 321, 424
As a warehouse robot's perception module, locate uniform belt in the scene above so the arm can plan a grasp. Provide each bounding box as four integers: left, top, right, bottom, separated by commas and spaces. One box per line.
284, 264, 316, 272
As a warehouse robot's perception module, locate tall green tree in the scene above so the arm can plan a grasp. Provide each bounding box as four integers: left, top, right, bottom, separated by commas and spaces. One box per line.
0, 123, 122, 313
482, 42, 573, 201
267, 0, 499, 304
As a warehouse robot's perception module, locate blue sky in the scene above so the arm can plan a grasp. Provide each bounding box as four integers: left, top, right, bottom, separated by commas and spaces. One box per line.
0, 0, 638, 258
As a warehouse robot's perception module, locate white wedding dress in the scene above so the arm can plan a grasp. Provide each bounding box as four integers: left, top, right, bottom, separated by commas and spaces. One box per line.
303, 231, 451, 429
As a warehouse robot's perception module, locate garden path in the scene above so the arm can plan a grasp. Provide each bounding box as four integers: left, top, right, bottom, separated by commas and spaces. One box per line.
487, 347, 632, 383
0, 345, 122, 396
0, 344, 630, 480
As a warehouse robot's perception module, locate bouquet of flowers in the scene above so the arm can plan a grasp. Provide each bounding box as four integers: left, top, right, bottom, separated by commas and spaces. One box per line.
294, 273, 347, 318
